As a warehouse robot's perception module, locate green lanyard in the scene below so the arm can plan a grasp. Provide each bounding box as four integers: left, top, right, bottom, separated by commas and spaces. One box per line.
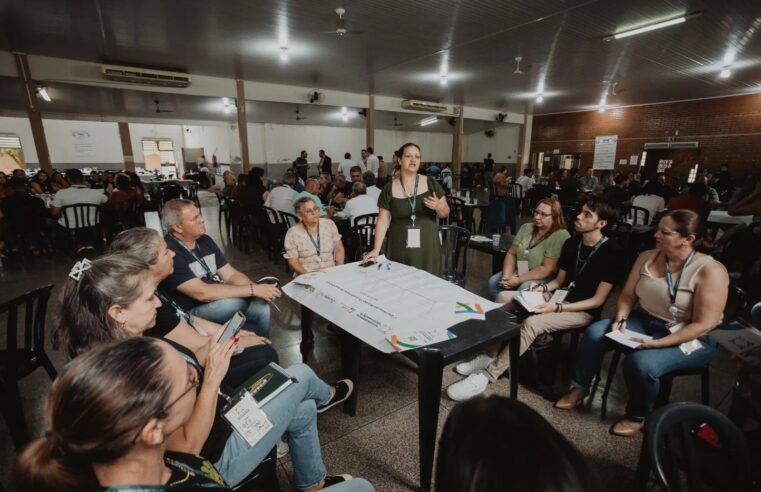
523, 232, 547, 255
569, 236, 606, 290
666, 249, 696, 316
399, 175, 420, 225
304, 222, 321, 256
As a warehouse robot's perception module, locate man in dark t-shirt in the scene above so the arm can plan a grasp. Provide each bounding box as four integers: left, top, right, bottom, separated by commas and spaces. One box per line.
158, 199, 281, 337
447, 199, 624, 401
483, 153, 495, 187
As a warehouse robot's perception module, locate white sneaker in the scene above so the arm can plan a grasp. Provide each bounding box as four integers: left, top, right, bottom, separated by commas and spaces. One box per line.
455, 354, 494, 376
446, 372, 489, 401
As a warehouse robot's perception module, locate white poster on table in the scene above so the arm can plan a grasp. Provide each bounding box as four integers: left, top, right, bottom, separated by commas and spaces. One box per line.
592, 135, 617, 170
72, 131, 95, 158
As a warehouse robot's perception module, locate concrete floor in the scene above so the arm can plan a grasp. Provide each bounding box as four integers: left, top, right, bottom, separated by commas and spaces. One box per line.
0, 193, 741, 491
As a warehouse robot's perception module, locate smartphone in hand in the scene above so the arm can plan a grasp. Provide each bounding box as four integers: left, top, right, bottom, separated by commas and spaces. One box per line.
217, 311, 246, 344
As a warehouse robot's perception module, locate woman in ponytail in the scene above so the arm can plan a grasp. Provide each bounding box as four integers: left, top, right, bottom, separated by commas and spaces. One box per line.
12, 337, 229, 491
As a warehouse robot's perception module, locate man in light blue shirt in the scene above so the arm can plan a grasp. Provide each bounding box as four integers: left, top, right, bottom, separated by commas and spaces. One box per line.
292, 178, 332, 217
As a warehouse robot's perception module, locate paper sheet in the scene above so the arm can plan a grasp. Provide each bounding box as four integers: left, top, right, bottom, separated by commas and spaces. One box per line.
515, 291, 546, 312
605, 329, 653, 349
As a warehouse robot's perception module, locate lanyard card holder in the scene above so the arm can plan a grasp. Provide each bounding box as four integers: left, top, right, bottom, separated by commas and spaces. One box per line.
406, 225, 421, 248
222, 390, 273, 447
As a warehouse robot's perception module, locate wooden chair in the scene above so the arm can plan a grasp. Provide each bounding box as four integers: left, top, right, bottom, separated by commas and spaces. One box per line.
0, 284, 57, 450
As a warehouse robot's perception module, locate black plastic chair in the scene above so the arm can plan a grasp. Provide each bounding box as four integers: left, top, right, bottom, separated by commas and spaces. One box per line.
635, 402, 751, 492
561, 205, 579, 233
348, 224, 376, 262
626, 205, 651, 227
215, 192, 231, 234
279, 210, 300, 229
444, 196, 466, 227
159, 183, 185, 209
186, 181, 201, 207
60, 203, 104, 253
439, 225, 470, 287
0, 284, 57, 450
263, 206, 288, 264
353, 212, 378, 227
600, 284, 747, 418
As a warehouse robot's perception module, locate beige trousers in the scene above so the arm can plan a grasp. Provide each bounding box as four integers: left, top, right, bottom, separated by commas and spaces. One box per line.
485, 290, 593, 382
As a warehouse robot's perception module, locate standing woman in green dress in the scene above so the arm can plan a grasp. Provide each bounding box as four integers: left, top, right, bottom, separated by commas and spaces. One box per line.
364, 142, 450, 276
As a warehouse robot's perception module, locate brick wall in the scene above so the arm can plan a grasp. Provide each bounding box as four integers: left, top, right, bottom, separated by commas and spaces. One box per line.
530, 93, 761, 177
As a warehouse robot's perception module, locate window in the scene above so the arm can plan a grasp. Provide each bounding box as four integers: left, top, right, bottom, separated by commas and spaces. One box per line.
142, 139, 176, 173
0, 133, 25, 174
688, 164, 699, 184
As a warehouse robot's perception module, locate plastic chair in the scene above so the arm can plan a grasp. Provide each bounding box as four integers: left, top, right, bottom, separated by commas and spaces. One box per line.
626, 205, 651, 227
0, 284, 57, 450
353, 213, 378, 227
439, 225, 470, 287
60, 203, 104, 253
444, 196, 466, 227
348, 224, 376, 262
279, 211, 300, 229
263, 206, 288, 264
634, 402, 751, 492
215, 192, 231, 234
599, 284, 747, 418
159, 183, 185, 209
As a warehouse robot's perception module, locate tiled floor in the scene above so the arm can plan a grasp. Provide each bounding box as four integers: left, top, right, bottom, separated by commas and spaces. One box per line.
0, 194, 741, 491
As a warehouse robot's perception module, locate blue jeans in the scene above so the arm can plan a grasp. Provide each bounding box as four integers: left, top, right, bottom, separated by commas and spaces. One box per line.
189, 297, 271, 337
571, 311, 717, 420
215, 363, 332, 489
487, 272, 550, 300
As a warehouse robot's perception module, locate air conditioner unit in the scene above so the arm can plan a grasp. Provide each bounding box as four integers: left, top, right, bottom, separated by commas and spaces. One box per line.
401, 99, 448, 112
101, 64, 191, 88
644, 141, 699, 150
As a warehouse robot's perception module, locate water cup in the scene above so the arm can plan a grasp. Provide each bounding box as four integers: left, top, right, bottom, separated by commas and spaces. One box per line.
492, 234, 501, 247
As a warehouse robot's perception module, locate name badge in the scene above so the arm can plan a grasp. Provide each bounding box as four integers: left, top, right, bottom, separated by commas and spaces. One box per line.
667, 322, 704, 356
549, 289, 568, 304
517, 260, 529, 276
407, 227, 421, 248
224, 392, 273, 447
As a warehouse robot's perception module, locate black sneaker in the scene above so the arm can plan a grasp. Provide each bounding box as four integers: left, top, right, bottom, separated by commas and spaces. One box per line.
323, 474, 353, 487
317, 380, 354, 414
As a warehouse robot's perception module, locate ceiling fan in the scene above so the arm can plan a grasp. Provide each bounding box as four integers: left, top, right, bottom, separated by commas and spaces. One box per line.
320, 7, 364, 36
153, 99, 174, 113
513, 56, 525, 75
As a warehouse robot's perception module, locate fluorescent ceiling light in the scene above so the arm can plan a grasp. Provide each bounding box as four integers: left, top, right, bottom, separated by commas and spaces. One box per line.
279, 47, 289, 62
719, 69, 731, 79
611, 16, 686, 40
440, 74, 448, 86
37, 86, 51, 102
420, 116, 439, 126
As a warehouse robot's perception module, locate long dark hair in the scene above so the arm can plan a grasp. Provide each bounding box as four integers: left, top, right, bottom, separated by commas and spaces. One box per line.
54, 254, 153, 358
12, 337, 172, 492
436, 396, 600, 492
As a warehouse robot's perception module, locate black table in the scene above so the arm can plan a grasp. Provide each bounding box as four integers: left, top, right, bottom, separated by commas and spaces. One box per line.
339, 307, 521, 492
470, 238, 511, 274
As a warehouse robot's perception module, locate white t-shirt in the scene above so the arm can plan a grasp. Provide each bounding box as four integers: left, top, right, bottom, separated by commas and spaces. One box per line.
365, 154, 380, 176
335, 194, 379, 225
264, 185, 298, 213
51, 185, 108, 227
337, 159, 361, 177
630, 194, 665, 225
514, 175, 534, 198
366, 185, 382, 200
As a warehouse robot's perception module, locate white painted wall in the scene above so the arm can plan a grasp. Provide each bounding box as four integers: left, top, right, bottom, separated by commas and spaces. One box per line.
0, 116, 38, 164
42, 119, 122, 164
128, 123, 185, 166
463, 125, 521, 163
182, 124, 241, 164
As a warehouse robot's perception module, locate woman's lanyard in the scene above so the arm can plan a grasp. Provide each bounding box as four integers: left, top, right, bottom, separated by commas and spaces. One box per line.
171, 236, 217, 281
304, 222, 321, 256
665, 249, 697, 318
524, 232, 547, 255
569, 237, 606, 290
399, 175, 420, 225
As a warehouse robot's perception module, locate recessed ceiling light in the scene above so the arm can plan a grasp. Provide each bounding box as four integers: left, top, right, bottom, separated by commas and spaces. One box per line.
719, 69, 731, 79
536, 94, 544, 103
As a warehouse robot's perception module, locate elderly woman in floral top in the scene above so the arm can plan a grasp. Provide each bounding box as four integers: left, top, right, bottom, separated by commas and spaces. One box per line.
285, 196, 345, 275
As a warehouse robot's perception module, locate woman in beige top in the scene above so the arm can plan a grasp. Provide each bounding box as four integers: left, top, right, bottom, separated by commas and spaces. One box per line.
555, 209, 728, 436
285, 196, 345, 275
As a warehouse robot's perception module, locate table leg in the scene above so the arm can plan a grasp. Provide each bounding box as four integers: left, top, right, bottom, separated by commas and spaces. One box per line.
340, 330, 361, 416
417, 348, 444, 492
300, 305, 314, 362
509, 335, 520, 399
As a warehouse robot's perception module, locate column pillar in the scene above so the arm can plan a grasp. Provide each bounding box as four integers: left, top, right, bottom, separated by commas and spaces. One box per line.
366, 95, 375, 149
14, 53, 51, 173
236, 79, 250, 173
451, 107, 464, 190
118, 122, 135, 171
518, 113, 533, 173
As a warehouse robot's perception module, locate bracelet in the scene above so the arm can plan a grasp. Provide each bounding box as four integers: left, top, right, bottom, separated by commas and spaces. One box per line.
555, 302, 562, 313
249, 283, 255, 298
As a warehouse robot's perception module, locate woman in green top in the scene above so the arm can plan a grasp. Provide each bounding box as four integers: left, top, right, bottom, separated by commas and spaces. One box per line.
364, 142, 450, 276
488, 197, 570, 299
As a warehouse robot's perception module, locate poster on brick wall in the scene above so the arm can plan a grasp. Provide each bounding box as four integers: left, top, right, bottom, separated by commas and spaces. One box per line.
592, 135, 617, 170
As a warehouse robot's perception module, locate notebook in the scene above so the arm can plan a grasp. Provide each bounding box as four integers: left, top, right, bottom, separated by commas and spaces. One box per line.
233, 362, 295, 407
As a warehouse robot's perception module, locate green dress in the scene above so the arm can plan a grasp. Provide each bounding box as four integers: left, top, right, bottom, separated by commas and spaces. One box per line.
378, 176, 446, 276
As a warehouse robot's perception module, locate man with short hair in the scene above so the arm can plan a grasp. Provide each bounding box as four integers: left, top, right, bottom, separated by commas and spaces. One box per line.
447, 199, 624, 400
363, 171, 382, 199
603, 174, 631, 210
337, 152, 357, 176
697, 173, 720, 204
159, 199, 281, 336
332, 182, 379, 225
483, 153, 495, 187
292, 178, 331, 217
51, 168, 107, 228
264, 172, 298, 213
11, 168, 26, 180
377, 155, 388, 187
349, 165, 363, 184
579, 168, 598, 192
650, 173, 675, 204
365, 146, 379, 177
318, 149, 333, 176
515, 168, 535, 199
293, 150, 309, 180
360, 148, 369, 171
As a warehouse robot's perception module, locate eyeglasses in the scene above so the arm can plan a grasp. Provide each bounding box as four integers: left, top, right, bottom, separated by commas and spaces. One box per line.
532, 209, 552, 218
403, 154, 421, 160
300, 207, 320, 215
165, 366, 201, 411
